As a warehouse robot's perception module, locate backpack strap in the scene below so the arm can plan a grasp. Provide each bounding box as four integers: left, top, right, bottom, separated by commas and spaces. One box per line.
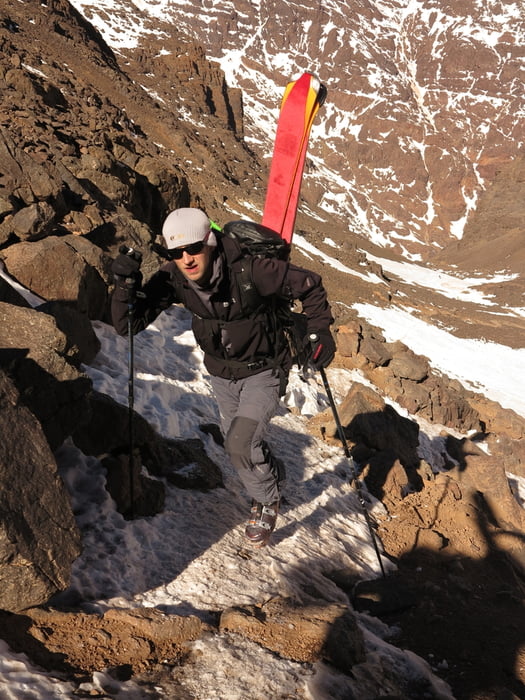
218, 233, 266, 317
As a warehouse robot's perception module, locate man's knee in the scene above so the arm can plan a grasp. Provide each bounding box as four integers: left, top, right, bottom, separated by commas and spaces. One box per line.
225, 416, 258, 461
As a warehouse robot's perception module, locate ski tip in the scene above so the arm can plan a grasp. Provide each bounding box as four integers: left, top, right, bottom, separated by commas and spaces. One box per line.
290, 72, 320, 89
288, 72, 326, 104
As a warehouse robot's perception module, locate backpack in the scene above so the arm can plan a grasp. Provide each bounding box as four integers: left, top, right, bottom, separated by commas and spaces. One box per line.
218, 220, 312, 370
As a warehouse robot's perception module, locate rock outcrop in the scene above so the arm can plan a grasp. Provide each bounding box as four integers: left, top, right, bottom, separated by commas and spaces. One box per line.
0, 606, 206, 675
308, 319, 525, 575
0, 369, 81, 612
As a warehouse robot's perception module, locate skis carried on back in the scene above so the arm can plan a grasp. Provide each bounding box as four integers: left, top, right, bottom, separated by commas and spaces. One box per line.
261, 72, 326, 244
235, 73, 326, 556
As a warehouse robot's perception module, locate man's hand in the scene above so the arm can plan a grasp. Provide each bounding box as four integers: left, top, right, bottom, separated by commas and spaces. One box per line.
112, 247, 142, 285
309, 330, 336, 370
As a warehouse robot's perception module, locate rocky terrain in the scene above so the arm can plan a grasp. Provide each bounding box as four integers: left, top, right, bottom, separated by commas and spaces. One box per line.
0, 0, 524, 698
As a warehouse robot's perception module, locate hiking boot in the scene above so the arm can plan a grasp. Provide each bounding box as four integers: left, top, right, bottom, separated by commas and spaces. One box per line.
245, 500, 279, 547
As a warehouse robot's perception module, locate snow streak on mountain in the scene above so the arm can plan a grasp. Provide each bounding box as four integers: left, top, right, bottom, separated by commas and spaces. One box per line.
70, 0, 524, 261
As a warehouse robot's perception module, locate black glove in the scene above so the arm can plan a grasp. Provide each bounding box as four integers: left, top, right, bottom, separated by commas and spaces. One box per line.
112, 247, 142, 286
309, 330, 336, 370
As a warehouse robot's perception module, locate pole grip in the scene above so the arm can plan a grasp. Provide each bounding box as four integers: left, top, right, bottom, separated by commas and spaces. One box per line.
119, 244, 143, 262
309, 332, 323, 364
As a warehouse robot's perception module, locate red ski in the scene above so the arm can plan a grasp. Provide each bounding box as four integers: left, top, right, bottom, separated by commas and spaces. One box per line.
262, 72, 326, 244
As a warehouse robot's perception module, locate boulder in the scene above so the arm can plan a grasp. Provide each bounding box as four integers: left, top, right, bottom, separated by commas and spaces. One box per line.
0, 606, 206, 675
309, 383, 420, 471
336, 321, 361, 357
1, 235, 110, 320
0, 370, 81, 612
361, 453, 411, 509
37, 300, 101, 366
389, 349, 429, 382
485, 432, 525, 479
220, 597, 365, 671
397, 378, 432, 415
11, 201, 56, 240
359, 335, 392, 367
444, 436, 525, 551
469, 396, 525, 441
0, 302, 92, 450
0, 129, 61, 223
425, 375, 481, 430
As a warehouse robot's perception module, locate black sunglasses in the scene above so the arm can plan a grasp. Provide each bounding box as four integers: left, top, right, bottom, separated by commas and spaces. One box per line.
169, 240, 207, 259
152, 240, 206, 261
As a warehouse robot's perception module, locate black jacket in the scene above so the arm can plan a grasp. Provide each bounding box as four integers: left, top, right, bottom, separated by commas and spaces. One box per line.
111, 236, 333, 380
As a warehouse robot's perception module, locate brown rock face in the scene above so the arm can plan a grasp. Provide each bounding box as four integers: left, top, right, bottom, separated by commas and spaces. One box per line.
134, 0, 523, 260
0, 0, 262, 266
0, 370, 82, 612
0, 302, 93, 449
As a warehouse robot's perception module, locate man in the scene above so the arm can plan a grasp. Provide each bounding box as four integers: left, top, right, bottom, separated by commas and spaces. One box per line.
111, 207, 335, 547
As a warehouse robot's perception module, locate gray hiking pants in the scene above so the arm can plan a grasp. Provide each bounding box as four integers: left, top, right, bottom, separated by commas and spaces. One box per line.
210, 369, 283, 504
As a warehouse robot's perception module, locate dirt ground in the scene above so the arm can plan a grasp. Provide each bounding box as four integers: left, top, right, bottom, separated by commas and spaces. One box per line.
358, 479, 525, 700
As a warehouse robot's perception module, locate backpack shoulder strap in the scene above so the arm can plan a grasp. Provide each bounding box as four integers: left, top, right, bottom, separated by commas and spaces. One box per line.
218, 232, 264, 317
233, 256, 264, 316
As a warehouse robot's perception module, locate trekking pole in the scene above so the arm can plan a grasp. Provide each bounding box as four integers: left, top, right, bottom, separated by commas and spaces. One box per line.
310, 335, 386, 577
119, 245, 143, 518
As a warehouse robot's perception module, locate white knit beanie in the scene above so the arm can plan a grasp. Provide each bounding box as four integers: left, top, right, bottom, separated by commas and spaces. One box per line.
162, 208, 217, 249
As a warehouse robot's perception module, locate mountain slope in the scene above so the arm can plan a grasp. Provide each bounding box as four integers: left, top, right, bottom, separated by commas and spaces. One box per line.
64, 0, 525, 351
69, 0, 525, 261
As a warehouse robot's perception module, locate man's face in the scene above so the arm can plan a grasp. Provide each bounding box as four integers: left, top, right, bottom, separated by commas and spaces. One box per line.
173, 242, 214, 283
